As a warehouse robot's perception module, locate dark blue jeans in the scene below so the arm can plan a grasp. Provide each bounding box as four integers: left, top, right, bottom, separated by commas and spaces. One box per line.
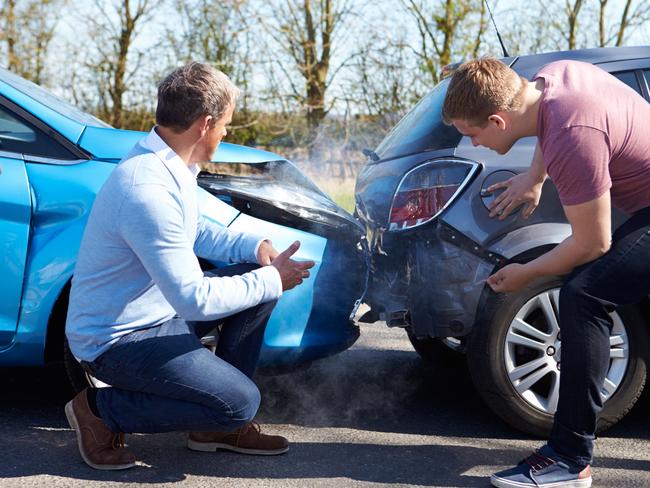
86, 264, 277, 434
549, 207, 650, 466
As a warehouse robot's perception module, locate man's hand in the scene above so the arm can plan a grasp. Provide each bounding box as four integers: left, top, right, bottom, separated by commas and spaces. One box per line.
271, 241, 315, 291
487, 263, 537, 293
256, 240, 279, 266
487, 171, 544, 220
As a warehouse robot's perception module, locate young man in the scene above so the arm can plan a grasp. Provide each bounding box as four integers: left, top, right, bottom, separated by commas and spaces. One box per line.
65, 62, 314, 470
443, 58, 650, 488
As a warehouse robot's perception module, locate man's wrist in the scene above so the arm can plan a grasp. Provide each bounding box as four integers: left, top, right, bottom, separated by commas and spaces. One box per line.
527, 168, 547, 186
253, 238, 271, 262
523, 260, 544, 282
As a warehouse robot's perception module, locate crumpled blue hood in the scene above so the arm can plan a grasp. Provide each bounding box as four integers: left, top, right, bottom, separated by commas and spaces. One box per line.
78, 126, 284, 163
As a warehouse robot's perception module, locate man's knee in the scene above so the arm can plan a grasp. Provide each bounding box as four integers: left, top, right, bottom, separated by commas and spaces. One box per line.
558, 279, 593, 331
258, 298, 278, 317
559, 276, 616, 335
224, 379, 261, 425
560, 278, 586, 306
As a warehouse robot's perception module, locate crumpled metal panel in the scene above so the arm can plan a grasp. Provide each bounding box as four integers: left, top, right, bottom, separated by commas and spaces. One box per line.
408, 233, 494, 338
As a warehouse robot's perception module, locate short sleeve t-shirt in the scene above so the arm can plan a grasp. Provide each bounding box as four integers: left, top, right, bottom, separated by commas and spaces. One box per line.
534, 60, 650, 214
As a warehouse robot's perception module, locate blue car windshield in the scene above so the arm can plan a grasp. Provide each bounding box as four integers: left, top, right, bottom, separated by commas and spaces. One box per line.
374, 77, 461, 160
0, 68, 112, 129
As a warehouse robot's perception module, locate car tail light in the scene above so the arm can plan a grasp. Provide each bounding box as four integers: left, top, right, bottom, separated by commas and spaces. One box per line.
388, 159, 478, 231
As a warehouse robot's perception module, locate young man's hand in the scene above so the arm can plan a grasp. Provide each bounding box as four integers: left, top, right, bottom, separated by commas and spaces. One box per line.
487, 263, 537, 293
487, 171, 544, 220
256, 240, 279, 266
271, 241, 315, 291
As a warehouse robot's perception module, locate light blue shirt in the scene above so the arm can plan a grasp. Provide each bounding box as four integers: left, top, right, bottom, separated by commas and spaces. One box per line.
66, 128, 283, 362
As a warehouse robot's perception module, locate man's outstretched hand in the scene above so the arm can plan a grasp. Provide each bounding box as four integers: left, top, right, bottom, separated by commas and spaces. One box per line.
271, 241, 315, 291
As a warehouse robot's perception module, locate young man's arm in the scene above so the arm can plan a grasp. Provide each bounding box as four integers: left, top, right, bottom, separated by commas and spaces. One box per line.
488, 126, 613, 293
488, 141, 547, 219
487, 192, 612, 292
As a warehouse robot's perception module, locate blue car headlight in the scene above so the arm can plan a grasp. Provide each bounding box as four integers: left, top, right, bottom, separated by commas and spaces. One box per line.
198, 160, 363, 235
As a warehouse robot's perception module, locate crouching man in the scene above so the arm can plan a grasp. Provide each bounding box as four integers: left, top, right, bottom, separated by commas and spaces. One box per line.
443, 58, 650, 488
65, 62, 314, 470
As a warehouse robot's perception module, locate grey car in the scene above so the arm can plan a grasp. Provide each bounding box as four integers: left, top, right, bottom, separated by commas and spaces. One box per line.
354, 46, 650, 436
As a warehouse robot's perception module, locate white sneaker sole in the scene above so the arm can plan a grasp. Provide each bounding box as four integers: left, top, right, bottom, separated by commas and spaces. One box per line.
491, 474, 592, 488
187, 438, 289, 456
65, 400, 136, 470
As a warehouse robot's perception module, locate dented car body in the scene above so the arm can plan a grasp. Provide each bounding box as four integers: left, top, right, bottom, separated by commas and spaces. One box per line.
197, 160, 367, 368
0, 67, 366, 387
355, 46, 650, 436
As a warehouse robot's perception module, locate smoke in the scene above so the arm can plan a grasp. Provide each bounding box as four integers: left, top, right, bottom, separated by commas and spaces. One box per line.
272, 115, 398, 185
254, 326, 424, 429
235, 114, 425, 427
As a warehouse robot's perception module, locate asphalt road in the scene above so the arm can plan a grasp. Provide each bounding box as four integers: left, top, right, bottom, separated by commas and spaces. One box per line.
1, 322, 648, 487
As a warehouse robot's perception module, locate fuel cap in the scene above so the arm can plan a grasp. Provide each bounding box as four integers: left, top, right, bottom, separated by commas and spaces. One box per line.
480, 170, 517, 211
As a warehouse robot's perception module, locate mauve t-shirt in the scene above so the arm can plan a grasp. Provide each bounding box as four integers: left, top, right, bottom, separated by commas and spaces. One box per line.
534, 60, 650, 214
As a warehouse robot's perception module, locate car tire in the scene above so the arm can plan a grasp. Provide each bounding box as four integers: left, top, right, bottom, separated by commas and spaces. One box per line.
406, 330, 466, 369
62, 338, 110, 393
467, 277, 648, 438
63, 338, 90, 393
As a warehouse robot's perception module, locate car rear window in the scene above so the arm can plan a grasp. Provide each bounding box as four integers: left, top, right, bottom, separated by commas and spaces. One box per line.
612, 70, 641, 95
374, 77, 462, 161
643, 69, 650, 93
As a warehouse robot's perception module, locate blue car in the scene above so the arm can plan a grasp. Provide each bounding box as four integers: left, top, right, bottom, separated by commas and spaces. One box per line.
0, 67, 366, 390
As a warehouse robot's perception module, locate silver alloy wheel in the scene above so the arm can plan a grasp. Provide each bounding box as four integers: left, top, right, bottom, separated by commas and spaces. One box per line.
504, 287, 629, 414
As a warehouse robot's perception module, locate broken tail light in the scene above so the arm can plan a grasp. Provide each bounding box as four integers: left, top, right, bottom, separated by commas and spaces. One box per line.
388, 159, 479, 231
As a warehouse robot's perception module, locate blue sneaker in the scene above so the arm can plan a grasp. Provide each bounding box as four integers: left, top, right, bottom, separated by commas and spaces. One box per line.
491, 445, 592, 487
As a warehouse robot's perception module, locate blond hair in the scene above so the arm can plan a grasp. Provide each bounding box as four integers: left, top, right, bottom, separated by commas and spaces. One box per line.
442, 57, 526, 127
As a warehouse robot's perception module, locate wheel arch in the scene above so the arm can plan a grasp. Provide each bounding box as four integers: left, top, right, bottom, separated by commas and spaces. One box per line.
44, 279, 71, 363
472, 242, 561, 338
487, 222, 571, 260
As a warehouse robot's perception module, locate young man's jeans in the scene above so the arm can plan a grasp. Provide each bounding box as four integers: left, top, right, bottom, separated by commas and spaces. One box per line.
549, 206, 650, 466
83, 264, 277, 434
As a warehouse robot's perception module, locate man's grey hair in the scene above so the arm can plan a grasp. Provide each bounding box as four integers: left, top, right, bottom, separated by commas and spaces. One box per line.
156, 62, 240, 131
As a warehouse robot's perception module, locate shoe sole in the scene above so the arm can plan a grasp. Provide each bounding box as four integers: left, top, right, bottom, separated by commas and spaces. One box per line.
187, 438, 289, 456
65, 400, 136, 470
491, 474, 592, 488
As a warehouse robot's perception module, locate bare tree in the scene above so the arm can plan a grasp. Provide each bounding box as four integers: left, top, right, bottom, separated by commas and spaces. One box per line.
262, 0, 356, 142
0, 0, 19, 73
565, 0, 584, 49
169, 0, 249, 79
168, 0, 260, 143
599, 0, 650, 47
401, 0, 489, 86
0, 0, 65, 85
471, 0, 488, 58
82, 0, 155, 128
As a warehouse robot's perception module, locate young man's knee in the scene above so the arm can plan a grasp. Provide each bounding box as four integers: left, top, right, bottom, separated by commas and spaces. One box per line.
560, 279, 585, 304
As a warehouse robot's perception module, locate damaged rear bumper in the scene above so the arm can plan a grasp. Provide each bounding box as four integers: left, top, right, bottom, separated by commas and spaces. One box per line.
365, 223, 503, 338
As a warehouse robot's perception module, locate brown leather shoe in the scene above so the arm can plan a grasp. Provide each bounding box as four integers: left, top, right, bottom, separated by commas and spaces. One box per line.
188, 421, 289, 455
65, 388, 136, 470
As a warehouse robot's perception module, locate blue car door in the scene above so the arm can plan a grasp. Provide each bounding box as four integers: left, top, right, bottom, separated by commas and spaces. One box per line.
0, 147, 31, 347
